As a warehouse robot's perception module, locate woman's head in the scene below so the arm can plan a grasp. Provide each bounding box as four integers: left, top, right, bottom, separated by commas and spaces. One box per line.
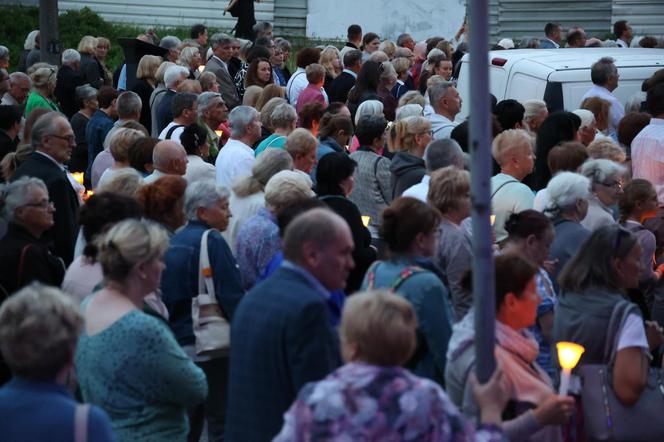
427, 166, 470, 219
264, 170, 314, 213
137, 55, 163, 81
109, 128, 144, 164
317, 113, 354, 146
581, 96, 611, 132
0, 176, 53, 236
580, 159, 626, 206
572, 109, 597, 146
523, 99, 548, 133
619, 179, 659, 223
138, 175, 187, 231
0, 283, 83, 381
495, 253, 539, 329
348, 61, 381, 102
178, 46, 202, 70
315, 152, 357, 197
77, 35, 98, 56
340, 290, 417, 366
233, 147, 293, 197
255, 84, 285, 112
587, 139, 627, 164
128, 137, 158, 176
269, 102, 297, 131
618, 112, 651, 148
559, 224, 641, 292
362, 33, 380, 53
379, 61, 398, 89
185, 180, 232, 231
504, 210, 554, 266
180, 123, 209, 158
245, 57, 274, 87
98, 168, 144, 199
354, 100, 384, 126
387, 116, 432, 154
319, 46, 342, 78
534, 111, 581, 189
380, 197, 441, 256
259, 97, 288, 129
96, 219, 169, 291
285, 128, 318, 173
30, 65, 57, 91
545, 172, 592, 219
547, 141, 588, 175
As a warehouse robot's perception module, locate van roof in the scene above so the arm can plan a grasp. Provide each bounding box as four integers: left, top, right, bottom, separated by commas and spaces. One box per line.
472, 48, 664, 70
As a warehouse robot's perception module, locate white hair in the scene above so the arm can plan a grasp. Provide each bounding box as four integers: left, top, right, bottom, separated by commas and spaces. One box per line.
228, 106, 259, 138
545, 172, 592, 215
61, 49, 81, 66
184, 180, 230, 220
264, 170, 314, 211
164, 65, 189, 88
523, 99, 547, 120
572, 109, 595, 129
395, 104, 423, 121
354, 100, 384, 126
580, 158, 626, 187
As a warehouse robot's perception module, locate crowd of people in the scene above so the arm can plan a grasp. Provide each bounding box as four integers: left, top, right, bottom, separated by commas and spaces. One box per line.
0, 15, 664, 442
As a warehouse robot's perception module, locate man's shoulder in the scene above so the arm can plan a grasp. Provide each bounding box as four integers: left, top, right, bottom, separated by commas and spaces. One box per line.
13, 154, 59, 179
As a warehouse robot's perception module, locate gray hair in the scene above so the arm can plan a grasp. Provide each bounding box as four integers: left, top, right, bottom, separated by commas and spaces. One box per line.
379, 61, 397, 83
228, 105, 259, 138
523, 99, 547, 120
24, 30, 39, 51
264, 170, 314, 212
116, 91, 142, 119
210, 33, 233, 48
0, 176, 48, 222
395, 104, 423, 121
159, 35, 182, 51
61, 49, 80, 66
580, 158, 626, 188
424, 139, 465, 172
270, 103, 297, 129
233, 148, 293, 197
31, 111, 63, 150
276, 38, 292, 52
179, 46, 200, 67
164, 65, 189, 88
572, 109, 595, 130
0, 46, 8, 60
197, 91, 223, 117
591, 57, 617, 86
185, 180, 231, 221
428, 81, 455, 108
396, 33, 413, 47
354, 100, 384, 126
545, 172, 592, 215
9, 72, 31, 86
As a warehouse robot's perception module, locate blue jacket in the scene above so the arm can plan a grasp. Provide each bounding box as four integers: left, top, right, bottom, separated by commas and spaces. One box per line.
225, 264, 341, 442
160, 221, 244, 347
84, 110, 114, 176
0, 378, 115, 442
361, 256, 453, 386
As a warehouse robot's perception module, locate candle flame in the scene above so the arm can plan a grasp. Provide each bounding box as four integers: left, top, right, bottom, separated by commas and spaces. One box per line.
556, 342, 585, 369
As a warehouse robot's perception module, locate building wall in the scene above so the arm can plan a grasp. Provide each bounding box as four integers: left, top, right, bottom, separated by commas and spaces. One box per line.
613, 0, 664, 37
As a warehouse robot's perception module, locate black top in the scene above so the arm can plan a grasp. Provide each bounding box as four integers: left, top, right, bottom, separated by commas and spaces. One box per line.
131, 79, 155, 134
69, 112, 90, 173
330, 71, 356, 105
54, 65, 83, 119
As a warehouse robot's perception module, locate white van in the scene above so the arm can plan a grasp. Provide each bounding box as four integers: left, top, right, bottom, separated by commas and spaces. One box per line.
455, 48, 664, 121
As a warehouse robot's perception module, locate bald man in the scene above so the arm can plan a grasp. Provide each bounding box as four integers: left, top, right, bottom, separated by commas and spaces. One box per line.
144, 140, 188, 183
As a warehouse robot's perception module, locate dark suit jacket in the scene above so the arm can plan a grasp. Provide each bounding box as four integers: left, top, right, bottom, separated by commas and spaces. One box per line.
11, 152, 80, 265
204, 57, 240, 109
225, 266, 340, 442
54, 65, 83, 119
0, 130, 18, 165
131, 79, 154, 134
330, 71, 356, 104
155, 90, 176, 134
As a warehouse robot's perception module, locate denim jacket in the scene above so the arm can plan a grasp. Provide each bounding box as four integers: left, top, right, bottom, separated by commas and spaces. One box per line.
161, 220, 245, 347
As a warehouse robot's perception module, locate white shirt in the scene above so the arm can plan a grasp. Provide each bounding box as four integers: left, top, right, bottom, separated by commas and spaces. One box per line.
286, 67, 308, 106
429, 112, 458, 140
581, 84, 625, 139
581, 193, 616, 232
143, 169, 170, 184
491, 172, 535, 243
631, 118, 664, 205
616, 38, 629, 48
158, 122, 185, 144
215, 138, 255, 189
402, 175, 430, 202
184, 155, 216, 184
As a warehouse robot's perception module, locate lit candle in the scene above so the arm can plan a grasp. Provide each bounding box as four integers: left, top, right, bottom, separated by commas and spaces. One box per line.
490, 214, 496, 226
556, 342, 585, 395
198, 65, 205, 73
215, 130, 223, 138
71, 172, 84, 185
361, 216, 370, 227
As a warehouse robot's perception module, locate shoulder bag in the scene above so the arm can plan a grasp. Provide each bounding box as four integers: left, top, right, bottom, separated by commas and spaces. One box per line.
579, 300, 664, 441
192, 229, 231, 355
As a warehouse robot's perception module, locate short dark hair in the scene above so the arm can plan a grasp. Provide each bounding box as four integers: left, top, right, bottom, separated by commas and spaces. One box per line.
504, 209, 552, 241
355, 114, 387, 146
343, 49, 362, 69
298, 101, 325, 130
646, 83, 664, 117
613, 20, 629, 39
190, 24, 207, 39
171, 92, 197, 118
97, 86, 118, 109
128, 137, 158, 174
180, 123, 208, 156
362, 32, 380, 49
255, 36, 273, 49
295, 47, 322, 69
544, 22, 560, 37
347, 24, 362, 40
247, 45, 272, 64
314, 152, 357, 196
567, 30, 585, 47
618, 112, 651, 147
495, 99, 525, 131
380, 197, 441, 253
0, 105, 22, 130
495, 253, 538, 311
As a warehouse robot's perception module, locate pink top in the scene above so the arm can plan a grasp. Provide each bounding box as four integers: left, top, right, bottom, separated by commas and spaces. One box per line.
295, 84, 327, 115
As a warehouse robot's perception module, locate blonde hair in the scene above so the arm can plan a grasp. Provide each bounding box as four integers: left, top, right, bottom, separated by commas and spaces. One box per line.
387, 116, 431, 153
155, 61, 176, 85
255, 84, 285, 112
260, 97, 287, 129
136, 55, 163, 80
427, 166, 471, 213
391, 57, 411, 76
77, 35, 98, 55
318, 46, 341, 79
340, 290, 417, 366
398, 90, 426, 108
96, 219, 169, 284
285, 128, 318, 157
264, 170, 314, 211
199, 71, 218, 92
0, 283, 83, 381
378, 40, 397, 59
587, 138, 627, 163
491, 129, 532, 165
96, 37, 110, 49
97, 168, 144, 199
109, 128, 144, 163
30, 65, 57, 89
178, 46, 200, 68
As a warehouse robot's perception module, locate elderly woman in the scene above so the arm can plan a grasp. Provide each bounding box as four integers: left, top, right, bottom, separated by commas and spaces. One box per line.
132, 55, 163, 134
235, 170, 314, 290
316, 152, 376, 293
61, 193, 142, 303
178, 46, 203, 80
523, 99, 548, 134
388, 115, 433, 198
255, 102, 297, 157
285, 128, 319, 174
69, 84, 99, 173
361, 197, 451, 385
554, 225, 664, 408
181, 123, 215, 184
226, 149, 293, 254
0, 284, 114, 439
139, 175, 187, 233
377, 61, 398, 121
77, 35, 104, 89
447, 254, 574, 442
428, 166, 473, 322
161, 180, 244, 442
579, 159, 626, 231
97, 128, 145, 189
274, 290, 508, 441
544, 172, 592, 280
24, 65, 60, 118
75, 219, 208, 441
0, 177, 64, 296
587, 138, 627, 164
572, 109, 597, 146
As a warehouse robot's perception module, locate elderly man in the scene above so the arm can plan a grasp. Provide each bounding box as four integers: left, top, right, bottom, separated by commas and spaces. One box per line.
490, 129, 535, 243
402, 138, 466, 201
155, 65, 189, 134
85, 86, 118, 179
428, 81, 462, 140
614, 20, 633, 48
144, 140, 188, 184
159, 92, 198, 144
160, 35, 182, 63
205, 33, 240, 110
2, 72, 32, 108
540, 22, 562, 49
215, 106, 261, 188
396, 33, 415, 50
54, 49, 83, 118
11, 112, 79, 265
581, 57, 624, 138
226, 208, 350, 442
198, 92, 229, 159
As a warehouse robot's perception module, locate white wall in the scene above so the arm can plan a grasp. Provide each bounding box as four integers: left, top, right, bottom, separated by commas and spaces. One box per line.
306, 0, 466, 42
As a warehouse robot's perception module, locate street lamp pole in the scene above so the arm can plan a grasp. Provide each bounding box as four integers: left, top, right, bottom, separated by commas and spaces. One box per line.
39, 0, 61, 65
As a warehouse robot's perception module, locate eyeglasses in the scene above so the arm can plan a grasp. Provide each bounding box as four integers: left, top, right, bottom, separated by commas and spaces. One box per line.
22, 200, 54, 209
600, 180, 623, 190
49, 134, 76, 143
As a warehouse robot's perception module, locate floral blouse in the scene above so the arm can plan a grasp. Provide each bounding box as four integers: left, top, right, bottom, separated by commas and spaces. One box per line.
273, 362, 506, 442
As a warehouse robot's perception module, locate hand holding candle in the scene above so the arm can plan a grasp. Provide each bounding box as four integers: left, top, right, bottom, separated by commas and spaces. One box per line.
556, 342, 585, 396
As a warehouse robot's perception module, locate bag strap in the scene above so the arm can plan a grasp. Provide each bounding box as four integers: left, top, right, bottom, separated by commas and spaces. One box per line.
604, 300, 640, 365
365, 261, 381, 290
164, 124, 185, 140
16, 244, 33, 288
490, 179, 519, 199
391, 266, 426, 291
265, 135, 286, 148
74, 404, 90, 442
198, 229, 217, 302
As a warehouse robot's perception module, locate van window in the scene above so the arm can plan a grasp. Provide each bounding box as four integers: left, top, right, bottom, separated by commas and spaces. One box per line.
506, 72, 546, 105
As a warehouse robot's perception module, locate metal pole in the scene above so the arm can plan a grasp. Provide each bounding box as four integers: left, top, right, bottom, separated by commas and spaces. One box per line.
40, 0, 61, 66
468, 0, 496, 383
